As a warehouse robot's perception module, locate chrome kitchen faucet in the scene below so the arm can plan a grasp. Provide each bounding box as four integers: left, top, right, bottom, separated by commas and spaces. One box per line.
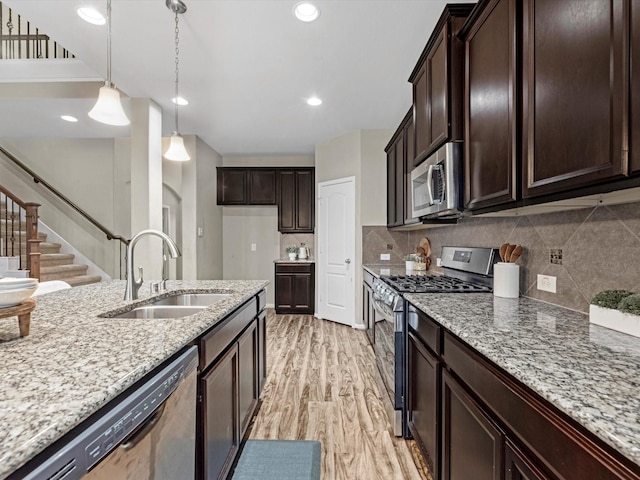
124, 229, 181, 301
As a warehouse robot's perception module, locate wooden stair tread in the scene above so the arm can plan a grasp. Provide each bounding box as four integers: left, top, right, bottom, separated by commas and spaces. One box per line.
63, 275, 102, 287
40, 264, 88, 274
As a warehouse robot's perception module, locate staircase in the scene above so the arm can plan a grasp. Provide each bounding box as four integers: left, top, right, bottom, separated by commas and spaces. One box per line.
1, 201, 102, 286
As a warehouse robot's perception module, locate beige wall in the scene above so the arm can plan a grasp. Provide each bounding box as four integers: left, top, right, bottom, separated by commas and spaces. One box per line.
221, 155, 315, 304
315, 129, 392, 327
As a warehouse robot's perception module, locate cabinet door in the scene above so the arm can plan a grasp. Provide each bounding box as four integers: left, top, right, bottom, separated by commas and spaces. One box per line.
278, 171, 295, 231
505, 441, 551, 480
201, 345, 239, 480
407, 330, 441, 478
386, 149, 397, 227
248, 169, 277, 205
441, 370, 504, 480
631, 1, 640, 174
257, 310, 267, 393
238, 320, 259, 437
464, 0, 518, 210
522, 0, 627, 198
427, 26, 449, 153
394, 135, 405, 225
295, 169, 314, 232
216, 168, 248, 205
413, 62, 429, 166
275, 264, 314, 314
404, 116, 418, 224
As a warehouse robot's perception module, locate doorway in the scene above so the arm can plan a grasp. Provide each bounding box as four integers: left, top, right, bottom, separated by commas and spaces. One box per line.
317, 176, 356, 326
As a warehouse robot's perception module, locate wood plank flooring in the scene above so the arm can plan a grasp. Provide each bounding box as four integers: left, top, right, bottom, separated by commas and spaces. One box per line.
249, 310, 431, 480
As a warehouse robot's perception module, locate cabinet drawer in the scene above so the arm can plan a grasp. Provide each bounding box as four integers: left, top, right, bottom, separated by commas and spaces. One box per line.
275, 263, 313, 274
201, 298, 256, 371
408, 305, 442, 355
443, 332, 638, 480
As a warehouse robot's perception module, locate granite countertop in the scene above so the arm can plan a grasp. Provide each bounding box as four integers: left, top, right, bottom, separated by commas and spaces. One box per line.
0, 279, 268, 479
274, 258, 315, 263
404, 293, 640, 468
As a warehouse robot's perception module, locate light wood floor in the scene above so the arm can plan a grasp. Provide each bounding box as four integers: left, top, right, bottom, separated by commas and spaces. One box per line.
249, 310, 431, 480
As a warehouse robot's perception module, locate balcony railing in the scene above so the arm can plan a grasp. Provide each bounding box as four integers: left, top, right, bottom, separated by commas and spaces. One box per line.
0, 1, 74, 60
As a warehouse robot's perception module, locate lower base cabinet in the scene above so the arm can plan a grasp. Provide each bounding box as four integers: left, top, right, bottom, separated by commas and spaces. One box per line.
275, 263, 315, 314
441, 370, 504, 480
201, 345, 239, 480
505, 441, 551, 480
198, 293, 266, 480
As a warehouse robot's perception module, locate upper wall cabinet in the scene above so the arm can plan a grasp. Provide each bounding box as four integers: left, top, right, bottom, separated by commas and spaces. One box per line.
463, 0, 518, 210
521, 0, 627, 198
217, 167, 277, 205
386, 109, 414, 228
278, 168, 314, 233
409, 4, 474, 167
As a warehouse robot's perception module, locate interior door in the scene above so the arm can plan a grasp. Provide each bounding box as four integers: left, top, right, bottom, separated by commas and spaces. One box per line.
317, 177, 355, 326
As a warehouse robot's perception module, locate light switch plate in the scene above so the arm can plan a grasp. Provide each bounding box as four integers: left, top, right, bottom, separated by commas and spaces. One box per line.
251, 243, 256, 251
197, 226, 204, 237
380, 253, 391, 261
537, 274, 557, 293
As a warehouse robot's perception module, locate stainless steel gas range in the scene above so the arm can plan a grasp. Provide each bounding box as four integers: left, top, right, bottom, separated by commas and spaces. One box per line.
370, 246, 499, 437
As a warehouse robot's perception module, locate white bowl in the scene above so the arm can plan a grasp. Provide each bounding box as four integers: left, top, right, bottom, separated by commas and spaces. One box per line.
0, 277, 39, 290
0, 286, 37, 308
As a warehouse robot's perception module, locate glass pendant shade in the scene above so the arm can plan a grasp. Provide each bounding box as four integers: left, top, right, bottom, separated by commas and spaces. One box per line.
164, 132, 190, 161
89, 83, 130, 126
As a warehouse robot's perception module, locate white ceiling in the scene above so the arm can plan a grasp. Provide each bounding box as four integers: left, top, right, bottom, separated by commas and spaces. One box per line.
1, 0, 473, 155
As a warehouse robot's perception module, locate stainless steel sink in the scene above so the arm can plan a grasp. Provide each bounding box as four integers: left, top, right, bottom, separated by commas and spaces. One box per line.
150, 293, 231, 307
113, 305, 207, 319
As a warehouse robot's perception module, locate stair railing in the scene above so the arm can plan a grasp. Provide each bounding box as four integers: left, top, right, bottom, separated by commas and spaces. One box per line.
0, 1, 74, 59
0, 185, 40, 279
0, 145, 129, 279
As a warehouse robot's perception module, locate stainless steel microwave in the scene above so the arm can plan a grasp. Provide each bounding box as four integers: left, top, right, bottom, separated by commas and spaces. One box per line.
410, 142, 463, 219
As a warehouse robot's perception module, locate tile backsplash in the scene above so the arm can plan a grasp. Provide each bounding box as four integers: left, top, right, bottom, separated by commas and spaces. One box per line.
363, 201, 640, 313
279, 233, 315, 259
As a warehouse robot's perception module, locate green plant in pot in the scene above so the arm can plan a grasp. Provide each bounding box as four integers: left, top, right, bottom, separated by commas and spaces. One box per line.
286, 246, 298, 260
589, 289, 640, 338
404, 254, 415, 270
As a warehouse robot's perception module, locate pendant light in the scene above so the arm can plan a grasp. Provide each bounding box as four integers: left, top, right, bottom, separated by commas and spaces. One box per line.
88, 0, 130, 126
164, 0, 190, 161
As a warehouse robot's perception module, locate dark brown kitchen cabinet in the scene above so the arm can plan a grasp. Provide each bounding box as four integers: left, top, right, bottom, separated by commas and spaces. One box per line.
462, 0, 518, 210
403, 115, 419, 225
521, 0, 627, 198
386, 109, 412, 228
278, 169, 314, 233
198, 294, 265, 480
441, 369, 504, 480
407, 331, 441, 478
410, 5, 473, 167
630, 1, 640, 175
505, 442, 551, 480
275, 262, 315, 314
238, 319, 258, 437
201, 344, 239, 480
216, 168, 277, 205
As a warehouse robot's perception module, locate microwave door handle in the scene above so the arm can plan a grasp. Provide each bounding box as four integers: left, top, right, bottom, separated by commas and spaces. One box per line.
436, 165, 445, 204
426, 164, 435, 205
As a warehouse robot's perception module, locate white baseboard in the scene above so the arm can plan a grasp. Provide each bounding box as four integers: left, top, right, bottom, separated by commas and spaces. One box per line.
265, 303, 274, 309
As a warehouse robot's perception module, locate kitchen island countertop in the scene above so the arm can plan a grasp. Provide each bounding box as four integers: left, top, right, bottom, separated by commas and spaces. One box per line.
0, 279, 268, 479
405, 292, 640, 469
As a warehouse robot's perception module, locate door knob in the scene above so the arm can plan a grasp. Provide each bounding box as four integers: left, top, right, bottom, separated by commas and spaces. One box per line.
345, 259, 351, 264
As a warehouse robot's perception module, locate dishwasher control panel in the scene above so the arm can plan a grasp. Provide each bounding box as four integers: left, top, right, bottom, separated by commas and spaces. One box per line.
85, 369, 183, 469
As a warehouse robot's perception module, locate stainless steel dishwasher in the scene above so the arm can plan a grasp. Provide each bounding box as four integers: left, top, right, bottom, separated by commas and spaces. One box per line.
15, 346, 198, 480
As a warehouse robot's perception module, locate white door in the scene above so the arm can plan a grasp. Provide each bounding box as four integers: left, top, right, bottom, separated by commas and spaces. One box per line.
318, 176, 355, 326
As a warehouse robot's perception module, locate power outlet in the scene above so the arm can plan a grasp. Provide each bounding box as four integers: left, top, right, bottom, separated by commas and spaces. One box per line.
436, 257, 442, 267
537, 274, 557, 293
380, 253, 391, 261
251, 243, 257, 251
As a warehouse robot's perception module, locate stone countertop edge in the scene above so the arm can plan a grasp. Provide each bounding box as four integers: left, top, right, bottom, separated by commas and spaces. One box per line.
404, 292, 640, 468
363, 264, 436, 277
274, 258, 315, 263
0, 279, 269, 479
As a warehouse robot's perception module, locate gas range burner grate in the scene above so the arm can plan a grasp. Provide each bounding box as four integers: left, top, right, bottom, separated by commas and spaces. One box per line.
381, 274, 492, 293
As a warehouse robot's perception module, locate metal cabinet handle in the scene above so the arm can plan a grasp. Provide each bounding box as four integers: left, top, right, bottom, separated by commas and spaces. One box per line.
345, 259, 351, 264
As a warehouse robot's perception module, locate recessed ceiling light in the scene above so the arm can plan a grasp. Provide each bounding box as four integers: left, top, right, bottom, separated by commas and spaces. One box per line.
77, 7, 106, 25
172, 96, 189, 106
306, 97, 322, 106
294, 2, 320, 22
60, 115, 79, 122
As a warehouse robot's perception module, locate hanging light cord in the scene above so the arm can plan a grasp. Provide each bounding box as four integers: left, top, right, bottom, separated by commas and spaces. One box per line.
173, 9, 180, 133
106, 0, 112, 86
